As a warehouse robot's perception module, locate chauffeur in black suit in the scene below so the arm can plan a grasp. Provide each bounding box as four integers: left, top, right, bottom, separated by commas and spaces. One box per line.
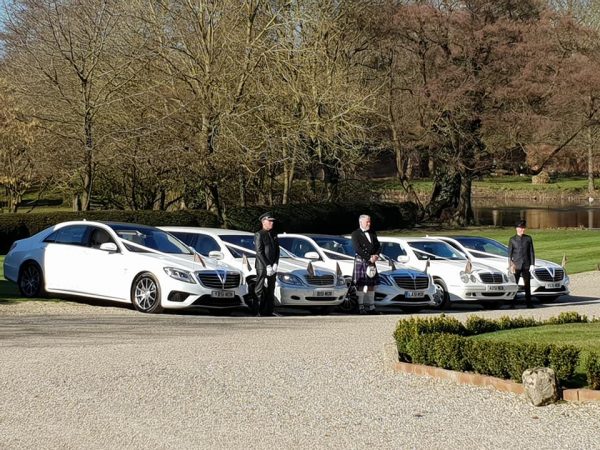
254, 212, 280, 316
351, 214, 381, 314
508, 219, 536, 308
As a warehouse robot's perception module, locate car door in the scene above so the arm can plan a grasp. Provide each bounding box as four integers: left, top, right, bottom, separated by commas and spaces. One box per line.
42, 225, 89, 292
78, 226, 128, 300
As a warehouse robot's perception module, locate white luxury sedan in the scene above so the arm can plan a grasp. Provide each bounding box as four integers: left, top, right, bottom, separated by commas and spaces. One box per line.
431, 235, 570, 302
378, 237, 518, 309
160, 227, 348, 314
277, 233, 440, 312
3, 221, 248, 313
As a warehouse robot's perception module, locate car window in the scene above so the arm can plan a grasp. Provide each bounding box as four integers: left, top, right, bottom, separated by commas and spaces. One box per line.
278, 237, 317, 258
380, 242, 407, 260
456, 237, 508, 257
109, 224, 191, 254
88, 227, 115, 249
322, 249, 354, 260
409, 241, 466, 260
312, 237, 354, 256
219, 234, 256, 251
44, 225, 88, 246
192, 235, 221, 256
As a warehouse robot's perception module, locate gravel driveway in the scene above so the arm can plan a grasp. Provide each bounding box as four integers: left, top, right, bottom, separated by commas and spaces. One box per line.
1, 273, 600, 449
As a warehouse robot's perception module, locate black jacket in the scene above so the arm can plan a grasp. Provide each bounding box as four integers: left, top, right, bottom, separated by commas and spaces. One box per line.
508, 234, 535, 270
255, 229, 280, 270
351, 228, 381, 261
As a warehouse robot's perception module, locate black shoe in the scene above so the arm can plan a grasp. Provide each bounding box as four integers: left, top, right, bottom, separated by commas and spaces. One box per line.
359, 308, 367, 315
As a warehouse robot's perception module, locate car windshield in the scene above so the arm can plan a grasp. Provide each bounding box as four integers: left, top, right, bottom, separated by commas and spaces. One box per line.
409, 241, 466, 260
455, 237, 508, 257
219, 234, 294, 258
109, 224, 191, 254
312, 236, 355, 256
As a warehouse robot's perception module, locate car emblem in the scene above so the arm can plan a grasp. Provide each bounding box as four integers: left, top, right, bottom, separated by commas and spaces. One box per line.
549, 267, 555, 280
216, 270, 227, 287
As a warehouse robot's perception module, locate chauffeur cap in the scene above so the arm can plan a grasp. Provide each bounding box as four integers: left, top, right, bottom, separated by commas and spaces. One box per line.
515, 219, 527, 228
259, 212, 276, 222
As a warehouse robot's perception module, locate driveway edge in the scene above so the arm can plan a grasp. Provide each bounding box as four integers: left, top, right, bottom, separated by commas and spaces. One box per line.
384, 343, 600, 402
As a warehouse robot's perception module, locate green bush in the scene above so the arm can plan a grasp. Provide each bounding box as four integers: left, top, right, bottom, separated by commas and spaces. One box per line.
505, 343, 550, 382
431, 334, 469, 371
465, 316, 500, 335
548, 345, 580, 381
544, 312, 589, 325
224, 201, 418, 234
393, 314, 590, 387
585, 353, 600, 390
496, 315, 539, 331
0, 210, 220, 253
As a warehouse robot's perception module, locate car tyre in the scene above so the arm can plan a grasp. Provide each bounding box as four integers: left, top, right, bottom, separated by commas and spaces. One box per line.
337, 285, 358, 314
18, 262, 46, 298
432, 278, 450, 309
131, 272, 163, 313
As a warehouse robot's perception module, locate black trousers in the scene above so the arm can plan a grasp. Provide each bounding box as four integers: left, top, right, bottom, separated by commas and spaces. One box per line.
514, 268, 532, 304
254, 270, 276, 315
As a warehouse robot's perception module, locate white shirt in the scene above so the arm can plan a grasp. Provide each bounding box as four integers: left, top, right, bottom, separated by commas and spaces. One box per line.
360, 227, 371, 243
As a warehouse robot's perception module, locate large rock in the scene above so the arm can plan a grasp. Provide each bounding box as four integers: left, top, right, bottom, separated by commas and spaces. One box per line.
522, 367, 559, 406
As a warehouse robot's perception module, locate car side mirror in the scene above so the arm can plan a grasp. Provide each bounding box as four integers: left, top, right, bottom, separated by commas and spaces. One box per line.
99, 242, 118, 252
304, 251, 320, 260
396, 255, 409, 263
208, 251, 224, 260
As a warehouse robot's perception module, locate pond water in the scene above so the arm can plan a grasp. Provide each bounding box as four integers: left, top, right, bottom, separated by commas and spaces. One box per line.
472, 198, 600, 229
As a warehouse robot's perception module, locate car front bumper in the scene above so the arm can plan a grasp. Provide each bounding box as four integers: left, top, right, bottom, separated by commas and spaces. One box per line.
449, 282, 518, 302
374, 283, 438, 307
275, 285, 347, 306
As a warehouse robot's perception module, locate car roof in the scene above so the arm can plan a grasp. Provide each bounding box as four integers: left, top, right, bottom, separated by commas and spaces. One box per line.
304, 234, 350, 239
160, 226, 254, 236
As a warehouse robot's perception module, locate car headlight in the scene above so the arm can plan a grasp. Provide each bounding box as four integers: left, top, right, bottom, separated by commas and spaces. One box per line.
502, 273, 508, 283
459, 271, 470, 283
163, 267, 196, 284
378, 274, 392, 286
277, 273, 305, 286
507, 272, 516, 283
336, 276, 346, 287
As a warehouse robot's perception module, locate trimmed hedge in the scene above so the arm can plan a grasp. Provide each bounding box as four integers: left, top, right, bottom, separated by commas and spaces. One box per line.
393, 314, 590, 387
224, 201, 418, 234
0, 210, 220, 253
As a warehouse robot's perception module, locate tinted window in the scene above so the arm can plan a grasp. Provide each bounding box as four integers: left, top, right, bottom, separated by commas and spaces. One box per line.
88, 227, 115, 249
278, 237, 317, 258
109, 224, 191, 254
409, 241, 465, 260
380, 242, 407, 260
193, 235, 220, 256
219, 234, 256, 251
44, 225, 88, 246
312, 236, 354, 255
456, 237, 508, 257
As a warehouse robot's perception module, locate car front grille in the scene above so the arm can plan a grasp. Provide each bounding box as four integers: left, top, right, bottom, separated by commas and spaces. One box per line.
304, 275, 335, 286
479, 272, 504, 284
393, 275, 429, 290
534, 268, 564, 282
196, 271, 241, 289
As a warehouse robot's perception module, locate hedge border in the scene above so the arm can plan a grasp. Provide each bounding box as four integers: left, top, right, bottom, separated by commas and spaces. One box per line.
393, 312, 600, 389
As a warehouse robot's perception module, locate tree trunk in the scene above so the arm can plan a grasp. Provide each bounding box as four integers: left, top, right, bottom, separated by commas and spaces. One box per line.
588, 126, 595, 195
81, 109, 94, 211
455, 175, 474, 226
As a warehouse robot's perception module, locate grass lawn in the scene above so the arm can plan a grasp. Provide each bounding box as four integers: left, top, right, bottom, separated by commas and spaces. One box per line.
471, 323, 600, 388
371, 176, 597, 194
382, 227, 600, 274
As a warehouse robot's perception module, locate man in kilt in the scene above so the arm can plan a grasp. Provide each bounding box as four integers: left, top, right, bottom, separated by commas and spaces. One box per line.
351, 214, 381, 314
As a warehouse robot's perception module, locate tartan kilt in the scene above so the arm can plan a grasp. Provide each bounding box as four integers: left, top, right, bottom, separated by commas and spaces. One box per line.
354, 259, 379, 287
